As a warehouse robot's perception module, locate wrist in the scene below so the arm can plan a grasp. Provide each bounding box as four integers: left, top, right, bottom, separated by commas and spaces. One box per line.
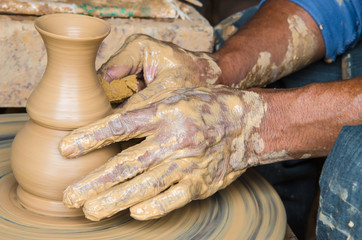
253, 78, 362, 165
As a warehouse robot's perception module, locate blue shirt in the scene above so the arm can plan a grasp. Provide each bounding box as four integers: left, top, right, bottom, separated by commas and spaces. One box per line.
260, 0, 362, 61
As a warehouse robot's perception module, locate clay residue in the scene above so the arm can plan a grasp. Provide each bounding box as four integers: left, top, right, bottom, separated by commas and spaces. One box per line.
301, 153, 312, 159
60, 86, 272, 221
259, 150, 290, 164
250, 133, 265, 154
229, 92, 267, 170
235, 14, 318, 89
96, 34, 220, 112
215, 11, 244, 41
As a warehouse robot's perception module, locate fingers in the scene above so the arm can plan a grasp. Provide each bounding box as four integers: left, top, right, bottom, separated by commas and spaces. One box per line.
82, 162, 185, 221
63, 139, 154, 208
63, 136, 181, 208
98, 62, 135, 83
129, 172, 246, 221
59, 106, 158, 158
129, 179, 196, 220
97, 34, 157, 83
97, 36, 143, 83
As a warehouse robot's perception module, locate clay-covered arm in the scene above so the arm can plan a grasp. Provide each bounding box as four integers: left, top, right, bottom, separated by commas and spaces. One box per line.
213, 0, 325, 88
97, 0, 323, 105
98, 0, 361, 100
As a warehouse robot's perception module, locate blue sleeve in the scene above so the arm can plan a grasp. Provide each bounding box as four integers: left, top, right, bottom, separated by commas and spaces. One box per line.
260, 0, 362, 61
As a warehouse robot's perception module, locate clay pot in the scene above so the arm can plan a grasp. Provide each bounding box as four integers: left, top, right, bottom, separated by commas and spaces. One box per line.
27, 14, 112, 130
11, 14, 119, 217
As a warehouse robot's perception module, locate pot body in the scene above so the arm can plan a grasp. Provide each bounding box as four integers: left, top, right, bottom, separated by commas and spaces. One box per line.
11, 121, 119, 201
10, 14, 118, 216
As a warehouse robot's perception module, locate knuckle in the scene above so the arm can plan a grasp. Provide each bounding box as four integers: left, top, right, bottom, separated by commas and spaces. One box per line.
107, 114, 124, 136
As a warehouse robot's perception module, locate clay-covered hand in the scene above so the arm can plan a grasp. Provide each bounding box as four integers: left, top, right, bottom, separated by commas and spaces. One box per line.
98, 34, 221, 109
59, 86, 266, 221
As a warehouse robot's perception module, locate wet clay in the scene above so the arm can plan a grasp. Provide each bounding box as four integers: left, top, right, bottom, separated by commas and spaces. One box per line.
235, 14, 319, 89
1, 127, 286, 239
10, 14, 119, 217
96, 34, 221, 112
59, 86, 274, 221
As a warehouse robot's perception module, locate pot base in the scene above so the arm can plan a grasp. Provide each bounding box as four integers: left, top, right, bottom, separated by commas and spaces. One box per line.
17, 186, 83, 217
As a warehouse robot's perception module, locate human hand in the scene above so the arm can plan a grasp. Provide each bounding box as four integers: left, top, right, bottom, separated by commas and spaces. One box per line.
59, 85, 266, 221
98, 34, 221, 110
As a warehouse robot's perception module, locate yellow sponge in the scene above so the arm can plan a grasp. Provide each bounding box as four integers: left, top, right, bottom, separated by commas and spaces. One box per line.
99, 74, 139, 103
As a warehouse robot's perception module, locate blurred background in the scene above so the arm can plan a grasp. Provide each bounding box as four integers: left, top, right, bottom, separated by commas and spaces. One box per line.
196, 0, 260, 25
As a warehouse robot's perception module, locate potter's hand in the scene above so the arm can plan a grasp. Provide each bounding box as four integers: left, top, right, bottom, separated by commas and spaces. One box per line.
98, 34, 221, 109
59, 86, 266, 221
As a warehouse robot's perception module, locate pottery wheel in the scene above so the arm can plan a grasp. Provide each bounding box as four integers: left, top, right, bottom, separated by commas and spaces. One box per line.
0, 114, 286, 240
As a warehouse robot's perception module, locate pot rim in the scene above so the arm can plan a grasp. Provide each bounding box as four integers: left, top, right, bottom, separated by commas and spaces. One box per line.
34, 13, 111, 41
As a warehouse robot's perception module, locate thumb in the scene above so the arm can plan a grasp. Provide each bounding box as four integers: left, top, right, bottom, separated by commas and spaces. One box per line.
98, 34, 162, 84
97, 47, 142, 84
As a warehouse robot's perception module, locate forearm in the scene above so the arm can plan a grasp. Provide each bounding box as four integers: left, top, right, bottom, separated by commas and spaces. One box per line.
252, 77, 362, 165
214, 0, 325, 88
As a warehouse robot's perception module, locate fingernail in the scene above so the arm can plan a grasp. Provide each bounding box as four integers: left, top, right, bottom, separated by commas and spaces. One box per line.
83, 201, 106, 221
103, 66, 120, 83
130, 206, 149, 220
134, 207, 144, 215
103, 71, 113, 83
63, 186, 84, 208
58, 140, 76, 158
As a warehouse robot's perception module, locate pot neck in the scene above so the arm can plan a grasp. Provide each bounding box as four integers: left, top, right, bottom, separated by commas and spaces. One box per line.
40, 33, 103, 77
